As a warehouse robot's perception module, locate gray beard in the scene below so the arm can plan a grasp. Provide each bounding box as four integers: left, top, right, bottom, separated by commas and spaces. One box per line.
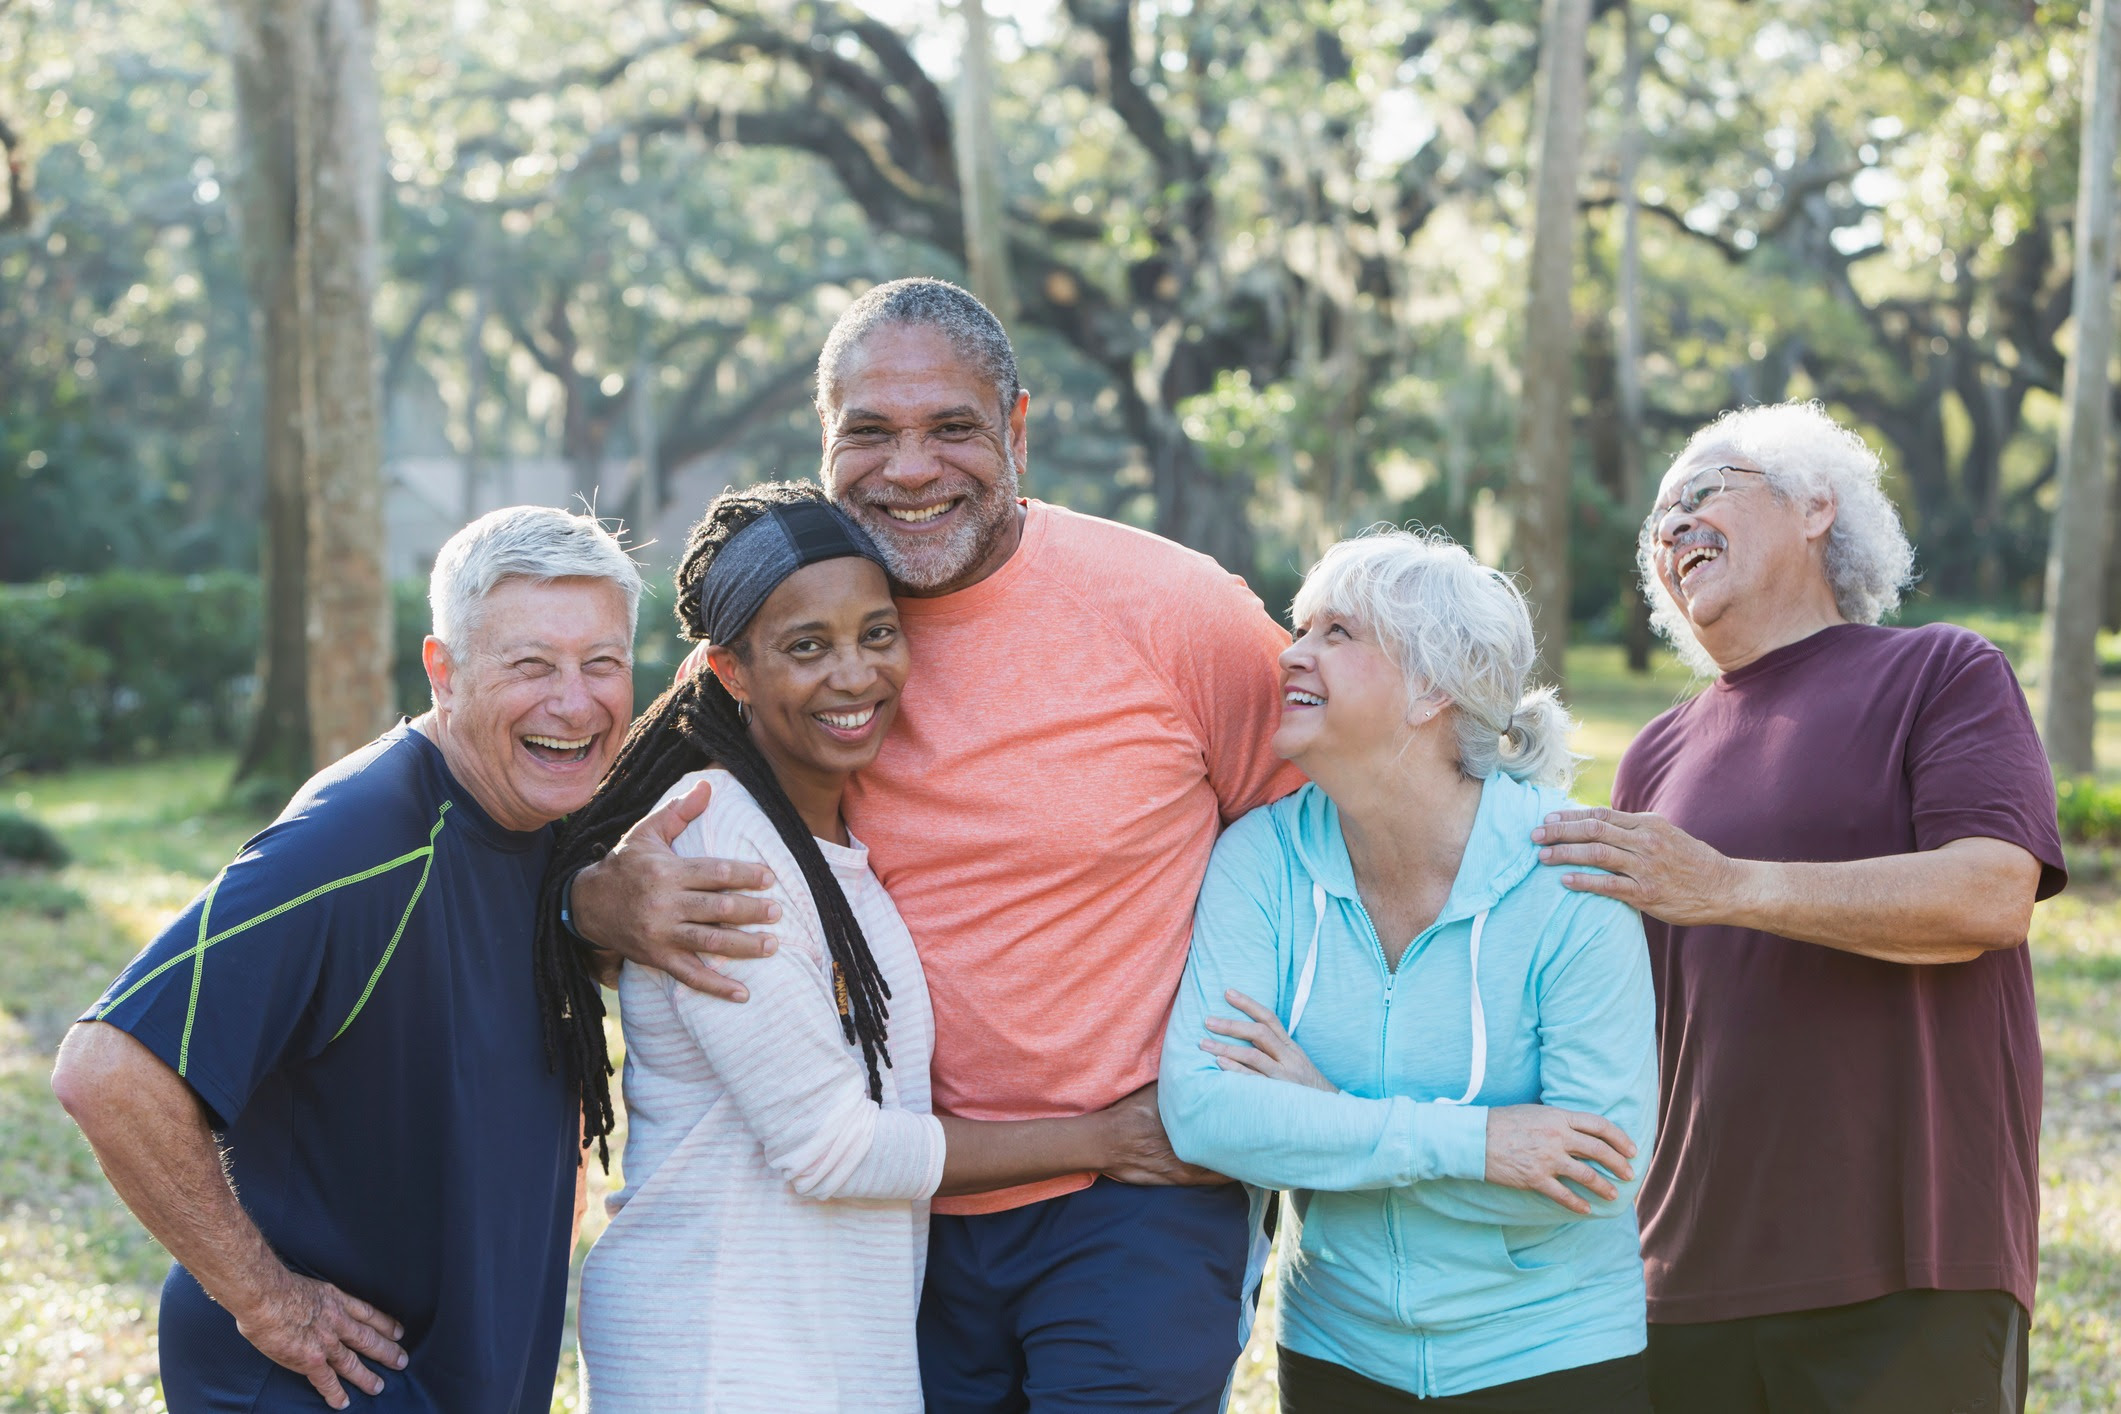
851, 465, 1021, 595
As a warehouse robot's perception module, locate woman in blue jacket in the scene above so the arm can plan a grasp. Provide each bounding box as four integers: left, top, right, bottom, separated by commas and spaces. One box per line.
1161, 530, 1657, 1413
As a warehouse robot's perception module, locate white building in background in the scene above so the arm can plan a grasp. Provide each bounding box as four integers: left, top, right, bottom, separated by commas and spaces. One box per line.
382, 374, 737, 586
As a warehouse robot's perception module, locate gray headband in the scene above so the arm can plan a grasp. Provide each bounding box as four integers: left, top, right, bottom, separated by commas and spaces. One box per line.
696, 501, 891, 645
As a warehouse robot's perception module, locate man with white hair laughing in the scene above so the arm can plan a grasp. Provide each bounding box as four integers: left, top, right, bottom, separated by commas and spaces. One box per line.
1531, 401, 2065, 1414
53, 506, 640, 1413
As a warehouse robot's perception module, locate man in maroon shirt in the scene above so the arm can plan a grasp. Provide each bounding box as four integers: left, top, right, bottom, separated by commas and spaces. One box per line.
1531, 401, 2065, 1414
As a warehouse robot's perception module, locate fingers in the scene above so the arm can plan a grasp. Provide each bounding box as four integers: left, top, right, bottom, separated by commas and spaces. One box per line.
1557, 1158, 1619, 1203
1531, 1174, 1594, 1216
1563, 1133, 1635, 1183
1203, 1015, 1283, 1062
663, 951, 750, 1003
1567, 1111, 1639, 1161
303, 1363, 352, 1410
631, 783, 711, 850
671, 854, 778, 899
338, 1292, 405, 1344
338, 1313, 407, 1370
325, 1343, 384, 1398
1560, 872, 1634, 900
1222, 990, 1281, 1029
1538, 842, 1633, 872
669, 889, 780, 933
673, 919, 777, 958
1204, 1043, 1274, 1077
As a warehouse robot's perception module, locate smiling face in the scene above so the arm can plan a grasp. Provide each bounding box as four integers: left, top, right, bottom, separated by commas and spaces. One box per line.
1274, 609, 1431, 772
820, 323, 1027, 597
423, 576, 635, 832
707, 556, 909, 797
1650, 450, 1837, 653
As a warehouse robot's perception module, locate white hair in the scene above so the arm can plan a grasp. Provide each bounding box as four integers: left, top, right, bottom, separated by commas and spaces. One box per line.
1640, 400, 1916, 676
428, 505, 644, 649
1293, 528, 1578, 789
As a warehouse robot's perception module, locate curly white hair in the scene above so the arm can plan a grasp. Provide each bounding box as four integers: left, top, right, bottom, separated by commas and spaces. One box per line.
1639, 401, 1915, 676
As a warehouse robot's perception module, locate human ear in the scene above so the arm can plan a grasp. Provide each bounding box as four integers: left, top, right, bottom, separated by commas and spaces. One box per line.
1802, 493, 1838, 545
1008, 389, 1030, 473
704, 642, 750, 709
421, 636, 455, 711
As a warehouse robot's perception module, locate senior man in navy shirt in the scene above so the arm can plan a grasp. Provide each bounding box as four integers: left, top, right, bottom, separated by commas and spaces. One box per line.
53, 506, 641, 1412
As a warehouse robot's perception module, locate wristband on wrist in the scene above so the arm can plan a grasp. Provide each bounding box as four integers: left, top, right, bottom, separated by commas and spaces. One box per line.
558, 868, 600, 949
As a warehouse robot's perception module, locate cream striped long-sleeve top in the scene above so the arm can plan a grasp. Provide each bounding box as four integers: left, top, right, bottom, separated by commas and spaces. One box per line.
577, 769, 943, 1413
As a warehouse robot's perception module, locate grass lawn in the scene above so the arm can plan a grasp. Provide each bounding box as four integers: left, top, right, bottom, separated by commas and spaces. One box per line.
1, 642, 2117, 1410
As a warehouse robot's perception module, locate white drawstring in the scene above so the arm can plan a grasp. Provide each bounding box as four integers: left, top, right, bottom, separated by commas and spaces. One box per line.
1287, 882, 1326, 1036
1437, 909, 1488, 1106
1286, 882, 1489, 1106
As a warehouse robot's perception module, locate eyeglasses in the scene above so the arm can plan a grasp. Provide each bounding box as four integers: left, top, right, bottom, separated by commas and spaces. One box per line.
1649, 465, 1766, 530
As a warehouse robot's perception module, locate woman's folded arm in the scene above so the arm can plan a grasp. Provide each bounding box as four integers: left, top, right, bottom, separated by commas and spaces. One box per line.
1403, 894, 1657, 1228
1158, 830, 1490, 1191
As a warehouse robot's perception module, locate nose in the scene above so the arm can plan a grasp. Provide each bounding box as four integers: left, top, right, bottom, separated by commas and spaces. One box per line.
1278, 634, 1313, 673
826, 644, 878, 695
878, 429, 946, 490
547, 664, 600, 724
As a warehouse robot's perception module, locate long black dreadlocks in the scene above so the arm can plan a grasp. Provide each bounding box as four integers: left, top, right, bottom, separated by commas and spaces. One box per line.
535, 480, 896, 1164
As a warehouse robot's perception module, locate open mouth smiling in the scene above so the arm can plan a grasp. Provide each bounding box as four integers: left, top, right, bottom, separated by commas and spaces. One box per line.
1284, 689, 1325, 708
521, 733, 593, 765
813, 702, 885, 741
1672, 543, 1724, 587
878, 499, 958, 525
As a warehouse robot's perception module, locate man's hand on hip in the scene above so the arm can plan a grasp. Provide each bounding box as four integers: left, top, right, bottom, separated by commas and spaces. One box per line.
232, 1268, 406, 1410
568, 778, 783, 1002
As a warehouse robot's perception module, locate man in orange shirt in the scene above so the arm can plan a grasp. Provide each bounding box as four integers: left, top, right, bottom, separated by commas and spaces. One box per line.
572, 278, 1295, 1409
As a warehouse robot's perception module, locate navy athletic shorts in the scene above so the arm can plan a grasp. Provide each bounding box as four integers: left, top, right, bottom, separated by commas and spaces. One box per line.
917, 1178, 1252, 1413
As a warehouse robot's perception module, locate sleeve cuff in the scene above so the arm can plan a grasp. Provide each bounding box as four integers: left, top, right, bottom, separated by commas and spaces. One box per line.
1395, 1099, 1489, 1182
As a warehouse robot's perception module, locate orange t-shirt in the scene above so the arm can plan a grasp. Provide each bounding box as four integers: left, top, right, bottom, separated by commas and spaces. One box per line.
686, 500, 1303, 1213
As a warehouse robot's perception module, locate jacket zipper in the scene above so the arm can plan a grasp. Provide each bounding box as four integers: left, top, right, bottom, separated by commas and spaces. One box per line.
1348, 898, 1409, 1334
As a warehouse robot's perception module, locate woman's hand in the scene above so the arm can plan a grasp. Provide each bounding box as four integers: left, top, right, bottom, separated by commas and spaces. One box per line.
1201, 990, 1337, 1093
1096, 1083, 1229, 1187
1483, 1104, 1637, 1215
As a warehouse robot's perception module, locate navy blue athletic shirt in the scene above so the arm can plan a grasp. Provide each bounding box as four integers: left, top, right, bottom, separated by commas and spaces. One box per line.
88, 722, 576, 1412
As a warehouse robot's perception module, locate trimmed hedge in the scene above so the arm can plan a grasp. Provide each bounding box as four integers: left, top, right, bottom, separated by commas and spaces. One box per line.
1, 572, 260, 770
0, 808, 69, 866
4, 570, 683, 773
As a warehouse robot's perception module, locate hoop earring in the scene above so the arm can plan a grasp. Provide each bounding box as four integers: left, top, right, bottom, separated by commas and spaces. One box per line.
736, 700, 751, 726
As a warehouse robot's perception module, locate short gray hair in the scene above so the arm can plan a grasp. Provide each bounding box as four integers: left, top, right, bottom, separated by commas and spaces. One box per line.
428, 505, 644, 649
1293, 528, 1578, 789
816, 277, 1022, 421
1639, 400, 1916, 676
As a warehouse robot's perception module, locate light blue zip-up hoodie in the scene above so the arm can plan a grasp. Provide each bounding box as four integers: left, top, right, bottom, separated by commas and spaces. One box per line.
1160, 772, 1657, 1399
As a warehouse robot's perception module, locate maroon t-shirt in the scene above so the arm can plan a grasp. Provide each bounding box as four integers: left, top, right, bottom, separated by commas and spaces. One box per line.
1614, 622, 2066, 1324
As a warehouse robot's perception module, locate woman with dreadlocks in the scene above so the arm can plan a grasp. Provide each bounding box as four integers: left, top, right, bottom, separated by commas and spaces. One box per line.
563, 483, 1178, 1411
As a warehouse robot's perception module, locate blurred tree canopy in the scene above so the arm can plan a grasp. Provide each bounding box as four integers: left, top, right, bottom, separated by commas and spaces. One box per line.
2, 0, 2110, 635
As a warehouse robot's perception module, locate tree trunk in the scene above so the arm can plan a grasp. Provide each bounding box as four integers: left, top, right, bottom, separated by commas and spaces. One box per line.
1615, 0, 1654, 673
1507, 0, 1594, 690
2038, 0, 2121, 775
955, 0, 1015, 321
230, 0, 390, 776
628, 352, 659, 540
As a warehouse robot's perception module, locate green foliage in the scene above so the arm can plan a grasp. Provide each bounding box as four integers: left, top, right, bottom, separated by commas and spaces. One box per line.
0, 809, 68, 867
2056, 776, 2121, 846
0, 572, 259, 770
